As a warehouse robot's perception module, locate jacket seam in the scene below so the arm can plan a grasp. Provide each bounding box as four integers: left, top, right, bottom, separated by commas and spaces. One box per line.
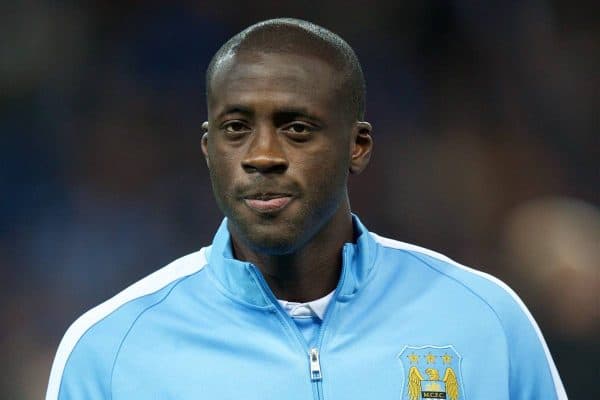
107, 269, 206, 399
55, 267, 205, 399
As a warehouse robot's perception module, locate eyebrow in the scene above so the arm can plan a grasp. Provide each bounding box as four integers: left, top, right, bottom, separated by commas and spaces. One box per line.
215, 105, 254, 120
273, 108, 324, 126
216, 105, 323, 123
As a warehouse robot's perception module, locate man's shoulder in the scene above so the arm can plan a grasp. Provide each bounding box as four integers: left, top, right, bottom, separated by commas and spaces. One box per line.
59, 248, 209, 349
369, 231, 565, 398
369, 232, 535, 327
46, 248, 209, 399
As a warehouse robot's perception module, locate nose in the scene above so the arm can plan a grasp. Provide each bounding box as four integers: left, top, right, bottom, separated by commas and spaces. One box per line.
241, 126, 289, 174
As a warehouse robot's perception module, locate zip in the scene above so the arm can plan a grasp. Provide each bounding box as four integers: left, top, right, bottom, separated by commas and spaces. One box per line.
306, 245, 352, 399
309, 348, 322, 381
247, 244, 352, 400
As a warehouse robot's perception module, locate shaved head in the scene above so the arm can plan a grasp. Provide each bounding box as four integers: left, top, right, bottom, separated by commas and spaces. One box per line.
206, 18, 366, 120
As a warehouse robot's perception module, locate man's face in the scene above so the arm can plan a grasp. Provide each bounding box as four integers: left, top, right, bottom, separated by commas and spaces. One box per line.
203, 51, 366, 254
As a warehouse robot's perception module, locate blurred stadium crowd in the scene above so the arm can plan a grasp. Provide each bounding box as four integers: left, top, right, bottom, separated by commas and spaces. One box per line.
1, 1, 597, 398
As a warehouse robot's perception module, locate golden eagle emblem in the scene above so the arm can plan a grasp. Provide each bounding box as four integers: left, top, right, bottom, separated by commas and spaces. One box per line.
408, 366, 459, 400
399, 345, 463, 400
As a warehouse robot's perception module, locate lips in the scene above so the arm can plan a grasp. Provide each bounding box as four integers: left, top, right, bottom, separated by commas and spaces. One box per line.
243, 193, 293, 213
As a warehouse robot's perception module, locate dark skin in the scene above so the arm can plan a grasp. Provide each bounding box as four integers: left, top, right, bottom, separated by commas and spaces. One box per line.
202, 51, 373, 302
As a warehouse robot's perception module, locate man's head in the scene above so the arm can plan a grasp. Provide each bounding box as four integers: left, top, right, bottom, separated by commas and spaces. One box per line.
202, 18, 373, 255
206, 18, 366, 121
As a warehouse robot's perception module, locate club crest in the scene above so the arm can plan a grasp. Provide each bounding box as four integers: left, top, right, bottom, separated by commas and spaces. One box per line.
398, 345, 465, 400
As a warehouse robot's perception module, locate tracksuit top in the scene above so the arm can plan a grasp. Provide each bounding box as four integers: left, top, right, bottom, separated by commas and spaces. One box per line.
47, 216, 567, 399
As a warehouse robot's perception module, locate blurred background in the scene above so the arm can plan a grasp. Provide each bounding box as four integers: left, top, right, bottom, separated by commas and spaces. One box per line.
1, 0, 598, 398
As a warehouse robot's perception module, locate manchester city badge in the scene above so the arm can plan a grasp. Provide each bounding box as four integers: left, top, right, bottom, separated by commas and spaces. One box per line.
398, 345, 465, 400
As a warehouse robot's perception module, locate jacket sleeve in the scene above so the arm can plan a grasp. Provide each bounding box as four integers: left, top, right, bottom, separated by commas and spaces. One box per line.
45, 296, 150, 400
45, 307, 132, 400
498, 288, 567, 399
46, 252, 204, 399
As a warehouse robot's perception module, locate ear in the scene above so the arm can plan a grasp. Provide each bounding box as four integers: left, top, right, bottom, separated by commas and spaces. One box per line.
201, 121, 210, 169
349, 121, 373, 174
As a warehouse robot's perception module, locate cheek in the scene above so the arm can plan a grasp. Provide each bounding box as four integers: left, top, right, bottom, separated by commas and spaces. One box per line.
293, 150, 349, 191
209, 143, 239, 175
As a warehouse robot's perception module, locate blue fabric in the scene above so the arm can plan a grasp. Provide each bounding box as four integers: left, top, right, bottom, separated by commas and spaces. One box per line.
50, 215, 565, 399
291, 315, 322, 346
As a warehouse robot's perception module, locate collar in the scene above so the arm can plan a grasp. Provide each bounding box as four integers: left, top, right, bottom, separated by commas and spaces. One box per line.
277, 290, 334, 320
206, 214, 378, 309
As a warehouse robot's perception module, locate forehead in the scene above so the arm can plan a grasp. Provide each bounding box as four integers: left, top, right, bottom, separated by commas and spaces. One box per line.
208, 51, 342, 116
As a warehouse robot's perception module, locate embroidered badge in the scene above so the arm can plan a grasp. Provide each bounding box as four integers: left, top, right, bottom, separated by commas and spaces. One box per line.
398, 345, 464, 400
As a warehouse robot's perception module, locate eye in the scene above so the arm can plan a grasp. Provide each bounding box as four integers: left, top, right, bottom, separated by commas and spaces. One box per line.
222, 121, 249, 133
220, 120, 251, 139
282, 122, 314, 140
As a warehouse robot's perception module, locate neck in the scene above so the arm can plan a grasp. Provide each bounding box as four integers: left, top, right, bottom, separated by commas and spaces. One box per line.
231, 204, 354, 303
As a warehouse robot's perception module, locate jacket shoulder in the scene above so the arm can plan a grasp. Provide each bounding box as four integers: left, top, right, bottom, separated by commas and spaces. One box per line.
372, 232, 533, 320
370, 232, 566, 399
46, 249, 209, 400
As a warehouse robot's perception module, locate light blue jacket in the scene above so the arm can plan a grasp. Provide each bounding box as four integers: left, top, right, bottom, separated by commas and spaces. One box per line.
47, 216, 566, 399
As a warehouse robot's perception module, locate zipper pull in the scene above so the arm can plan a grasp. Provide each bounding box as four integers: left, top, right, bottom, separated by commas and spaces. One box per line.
309, 348, 322, 381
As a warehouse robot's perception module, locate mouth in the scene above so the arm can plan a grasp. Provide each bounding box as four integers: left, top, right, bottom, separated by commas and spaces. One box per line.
243, 193, 293, 213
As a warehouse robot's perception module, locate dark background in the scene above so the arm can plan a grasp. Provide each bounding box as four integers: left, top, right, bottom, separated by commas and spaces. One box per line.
1, 1, 598, 398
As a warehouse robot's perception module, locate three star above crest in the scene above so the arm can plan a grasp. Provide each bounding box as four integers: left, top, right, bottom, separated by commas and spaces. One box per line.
407, 351, 453, 365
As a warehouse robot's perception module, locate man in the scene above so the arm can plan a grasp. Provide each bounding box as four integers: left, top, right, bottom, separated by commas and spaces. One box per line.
47, 18, 566, 399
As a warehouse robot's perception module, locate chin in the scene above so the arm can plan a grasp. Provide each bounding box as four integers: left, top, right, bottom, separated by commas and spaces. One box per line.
243, 231, 302, 255
226, 205, 316, 255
